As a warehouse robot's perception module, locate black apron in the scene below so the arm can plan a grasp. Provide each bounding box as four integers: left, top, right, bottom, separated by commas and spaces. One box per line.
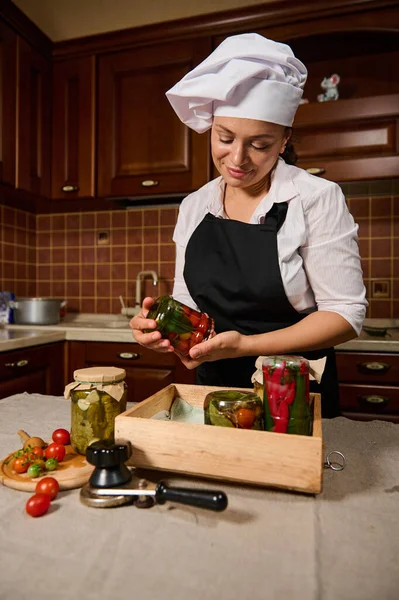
183, 203, 340, 418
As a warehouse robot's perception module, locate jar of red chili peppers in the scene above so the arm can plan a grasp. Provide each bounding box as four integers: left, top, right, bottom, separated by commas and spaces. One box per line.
145, 296, 215, 357
262, 356, 312, 436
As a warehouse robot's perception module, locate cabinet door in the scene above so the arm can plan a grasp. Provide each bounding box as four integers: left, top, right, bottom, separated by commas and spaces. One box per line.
16, 37, 51, 197
0, 22, 17, 186
0, 342, 65, 400
97, 38, 211, 198
52, 56, 96, 200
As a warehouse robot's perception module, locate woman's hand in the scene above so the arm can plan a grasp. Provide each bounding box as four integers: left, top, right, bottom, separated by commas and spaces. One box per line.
130, 297, 174, 353
179, 330, 246, 369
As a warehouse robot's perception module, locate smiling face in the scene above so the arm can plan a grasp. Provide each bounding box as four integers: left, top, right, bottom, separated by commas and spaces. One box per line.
211, 117, 289, 193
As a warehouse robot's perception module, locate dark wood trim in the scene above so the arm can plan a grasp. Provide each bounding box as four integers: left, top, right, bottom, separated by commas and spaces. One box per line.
0, 0, 52, 58
52, 0, 399, 60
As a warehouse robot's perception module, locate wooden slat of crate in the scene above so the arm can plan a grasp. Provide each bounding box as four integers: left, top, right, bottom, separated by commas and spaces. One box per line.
115, 384, 323, 494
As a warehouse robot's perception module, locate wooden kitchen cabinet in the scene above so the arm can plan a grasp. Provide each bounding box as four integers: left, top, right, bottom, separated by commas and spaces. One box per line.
67, 341, 196, 403
51, 56, 96, 200
97, 38, 211, 198
0, 22, 17, 188
336, 351, 399, 423
16, 36, 51, 197
0, 342, 65, 400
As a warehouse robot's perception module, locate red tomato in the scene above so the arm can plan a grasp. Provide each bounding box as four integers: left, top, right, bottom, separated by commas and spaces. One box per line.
174, 339, 190, 356
52, 428, 70, 446
26, 493, 51, 517
45, 443, 66, 462
236, 408, 256, 429
188, 313, 200, 327
189, 330, 204, 348
197, 315, 210, 334
35, 477, 59, 500
32, 446, 44, 459
13, 457, 29, 474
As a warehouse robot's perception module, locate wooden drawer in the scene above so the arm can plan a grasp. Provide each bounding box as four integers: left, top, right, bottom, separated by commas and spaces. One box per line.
84, 342, 176, 368
339, 383, 399, 415
0, 343, 62, 382
336, 352, 399, 384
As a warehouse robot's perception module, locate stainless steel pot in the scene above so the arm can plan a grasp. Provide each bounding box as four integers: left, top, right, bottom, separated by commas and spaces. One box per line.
9, 298, 67, 325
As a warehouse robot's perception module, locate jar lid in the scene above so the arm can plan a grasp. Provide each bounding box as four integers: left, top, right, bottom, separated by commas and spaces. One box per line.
73, 366, 126, 384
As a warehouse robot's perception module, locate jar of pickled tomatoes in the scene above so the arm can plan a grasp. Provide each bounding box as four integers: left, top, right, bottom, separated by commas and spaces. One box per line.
145, 296, 214, 357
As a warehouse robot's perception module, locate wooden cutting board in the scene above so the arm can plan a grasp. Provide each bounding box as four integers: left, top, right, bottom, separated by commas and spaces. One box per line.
0, 444, 94, 492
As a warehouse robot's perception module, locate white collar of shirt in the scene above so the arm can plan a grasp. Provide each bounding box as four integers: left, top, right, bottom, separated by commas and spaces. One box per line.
208, 158, 299, 224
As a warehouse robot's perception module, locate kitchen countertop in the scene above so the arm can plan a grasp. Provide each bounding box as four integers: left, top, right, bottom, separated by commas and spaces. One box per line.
1, 315, 399, 353
0, 392, 398, 600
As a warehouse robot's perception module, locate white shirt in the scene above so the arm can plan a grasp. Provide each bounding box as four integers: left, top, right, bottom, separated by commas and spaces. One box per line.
173, 158, 367, 336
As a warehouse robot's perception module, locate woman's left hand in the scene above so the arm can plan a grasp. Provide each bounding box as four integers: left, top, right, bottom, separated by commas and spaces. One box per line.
180, 330, 246, 369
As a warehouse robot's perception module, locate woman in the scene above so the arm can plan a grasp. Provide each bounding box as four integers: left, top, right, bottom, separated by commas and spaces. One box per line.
131, 33, 367, 417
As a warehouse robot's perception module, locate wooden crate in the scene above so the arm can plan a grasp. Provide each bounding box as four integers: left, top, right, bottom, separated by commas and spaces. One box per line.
115, 384, 323, 494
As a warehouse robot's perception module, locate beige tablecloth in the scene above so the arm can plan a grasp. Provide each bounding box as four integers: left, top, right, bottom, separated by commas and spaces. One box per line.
0, 393, 398, 600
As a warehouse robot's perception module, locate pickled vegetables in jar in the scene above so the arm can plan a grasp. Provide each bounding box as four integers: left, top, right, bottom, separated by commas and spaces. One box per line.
204, 390, 263, 430
146, 295, 214, 357
262, 356, 312, 436
64, 367, 127, 455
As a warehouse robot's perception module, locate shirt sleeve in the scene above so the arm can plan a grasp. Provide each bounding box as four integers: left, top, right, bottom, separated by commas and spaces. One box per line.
171, 197, 201, 311
299, 183, 368, 336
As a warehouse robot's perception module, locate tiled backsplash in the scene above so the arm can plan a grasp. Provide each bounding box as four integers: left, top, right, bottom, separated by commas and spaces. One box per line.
35, 207, 178, 314
1, 182, 398, 318
0, 205, 36, 298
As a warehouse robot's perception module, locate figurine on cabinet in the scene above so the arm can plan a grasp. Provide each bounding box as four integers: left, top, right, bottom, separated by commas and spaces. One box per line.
317, 74, 340, 102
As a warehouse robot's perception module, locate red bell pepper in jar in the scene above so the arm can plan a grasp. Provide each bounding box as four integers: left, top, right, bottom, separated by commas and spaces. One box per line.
262, 356, 312, 436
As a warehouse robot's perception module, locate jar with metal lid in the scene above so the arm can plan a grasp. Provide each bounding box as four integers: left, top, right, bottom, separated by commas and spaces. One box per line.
262, 356, 312, 436
145, 295, 215, 357
204, 390, 263, 430
64, 367, 128, 455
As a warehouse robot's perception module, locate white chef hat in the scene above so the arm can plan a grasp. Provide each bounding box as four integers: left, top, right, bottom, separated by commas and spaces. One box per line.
166, 33, 307, 133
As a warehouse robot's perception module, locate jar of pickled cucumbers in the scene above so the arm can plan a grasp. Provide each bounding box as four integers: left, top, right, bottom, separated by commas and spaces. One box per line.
262, 356, 312, 436
64, 367, 127, 455
204, 390, 263, 430
146, 295, 215, 357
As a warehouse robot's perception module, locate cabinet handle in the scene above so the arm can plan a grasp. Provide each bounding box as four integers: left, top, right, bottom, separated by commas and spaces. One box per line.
357, 361, 391, 375
306, 167, 325, 176
5, 359, 29, 368
358, 394, 389, 407
62, 185, 79, 192
141, 180, 159, 187
117, 352, 140, 360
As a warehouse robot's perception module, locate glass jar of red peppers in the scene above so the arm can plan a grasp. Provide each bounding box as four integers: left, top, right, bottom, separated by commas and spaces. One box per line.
145, 296, 215, 357
262, 356, 312, 436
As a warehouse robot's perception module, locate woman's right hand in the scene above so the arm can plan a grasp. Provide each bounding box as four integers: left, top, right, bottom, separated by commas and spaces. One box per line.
130, 297, 174, 353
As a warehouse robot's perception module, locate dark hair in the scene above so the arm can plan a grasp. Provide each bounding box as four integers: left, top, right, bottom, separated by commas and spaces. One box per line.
280, 127, 297, 165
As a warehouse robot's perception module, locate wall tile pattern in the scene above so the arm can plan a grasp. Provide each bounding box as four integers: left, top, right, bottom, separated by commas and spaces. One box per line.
0, 180, 398, 319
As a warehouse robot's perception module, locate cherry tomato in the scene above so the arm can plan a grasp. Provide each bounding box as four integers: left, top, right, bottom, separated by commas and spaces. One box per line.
13, 457, 29, 474
236, 408, 256, 429
23, 451, 36, 462
197, 315, 210, 334
189, 330, 204, 348
45, 458, 58, 471
35, 477, 59, 500
45, 443, 66, 462
32, 446, 44, 459
26, 493, 51, 517
188, 313, 200, 327
27, 463, 42, 478
33, 459, 46, 472
52, 428, 70, 445
174, 339, 190, 356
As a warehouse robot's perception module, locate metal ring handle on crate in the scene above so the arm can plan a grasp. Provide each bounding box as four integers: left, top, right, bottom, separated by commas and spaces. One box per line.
324, 451, 346, 471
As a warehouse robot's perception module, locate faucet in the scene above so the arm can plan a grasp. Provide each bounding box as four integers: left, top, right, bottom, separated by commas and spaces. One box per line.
135, 270, 158, 307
